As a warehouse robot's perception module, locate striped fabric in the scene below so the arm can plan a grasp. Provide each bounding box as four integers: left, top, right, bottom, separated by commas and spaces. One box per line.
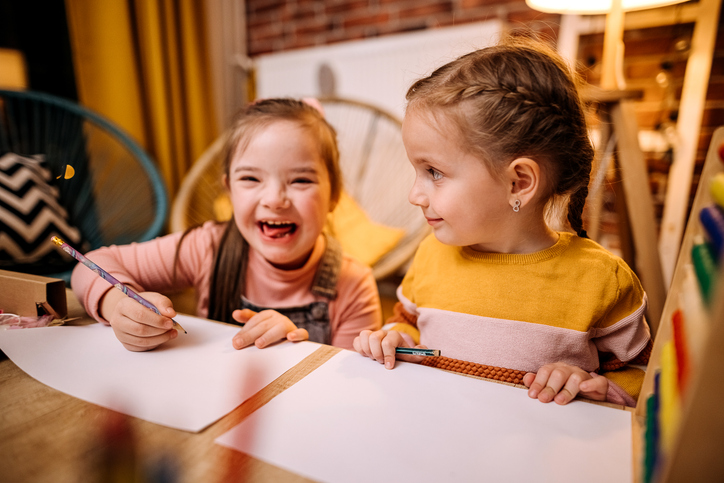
0, 153, 81, 272
390, 232, 651, 403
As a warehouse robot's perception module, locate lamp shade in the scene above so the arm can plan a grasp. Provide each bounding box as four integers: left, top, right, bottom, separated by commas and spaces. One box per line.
525, 0, 689, 14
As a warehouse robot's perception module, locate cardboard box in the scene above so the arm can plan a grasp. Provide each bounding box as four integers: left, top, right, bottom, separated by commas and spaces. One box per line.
0, 270, 67, 318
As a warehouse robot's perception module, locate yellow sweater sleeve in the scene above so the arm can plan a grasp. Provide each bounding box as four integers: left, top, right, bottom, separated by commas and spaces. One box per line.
601, 366, 646, 402
386, 302, 420, 345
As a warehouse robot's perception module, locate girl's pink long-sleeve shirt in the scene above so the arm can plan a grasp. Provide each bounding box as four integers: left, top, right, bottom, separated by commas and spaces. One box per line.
71, 222, 382, 349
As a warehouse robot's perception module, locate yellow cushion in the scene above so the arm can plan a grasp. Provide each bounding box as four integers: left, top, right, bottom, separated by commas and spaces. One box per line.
213, 194, 233, 222
328, 191, 405, 267
212, 190, 405, 267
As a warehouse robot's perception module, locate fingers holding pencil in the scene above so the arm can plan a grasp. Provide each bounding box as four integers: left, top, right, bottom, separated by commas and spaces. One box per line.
104, 290, 179, 352
51, 236, 186, 334
353, 329, 431, 369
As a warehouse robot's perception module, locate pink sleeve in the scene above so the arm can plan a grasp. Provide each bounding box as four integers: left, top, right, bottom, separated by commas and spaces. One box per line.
70, 223, 220, 323
328, 256, 382, 350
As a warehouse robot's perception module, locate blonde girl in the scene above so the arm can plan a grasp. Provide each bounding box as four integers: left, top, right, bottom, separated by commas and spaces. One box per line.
354, 38, 651, 407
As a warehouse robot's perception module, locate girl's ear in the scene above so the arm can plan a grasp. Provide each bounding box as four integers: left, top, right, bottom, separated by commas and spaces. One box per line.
506, 158, 541, 209
222, 174, 230, 192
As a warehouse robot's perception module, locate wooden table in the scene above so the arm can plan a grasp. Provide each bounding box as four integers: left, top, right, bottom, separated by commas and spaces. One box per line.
0, 291, 340, 482
1, 290, 639, 482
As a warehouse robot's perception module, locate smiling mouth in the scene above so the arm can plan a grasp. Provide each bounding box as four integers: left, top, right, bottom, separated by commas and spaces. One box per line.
259, 220, 297, 238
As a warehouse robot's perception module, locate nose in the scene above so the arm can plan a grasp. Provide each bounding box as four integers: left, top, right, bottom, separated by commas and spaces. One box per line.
408, 175, 428, 208
261, 182, 290, 210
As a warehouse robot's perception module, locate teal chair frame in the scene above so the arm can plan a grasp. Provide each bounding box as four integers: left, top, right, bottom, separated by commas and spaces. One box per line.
0, 89, 168, 283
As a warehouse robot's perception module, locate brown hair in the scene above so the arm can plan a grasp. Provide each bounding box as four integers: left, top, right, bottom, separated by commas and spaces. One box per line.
406, 35, 594, 237
179, 98, 341, 323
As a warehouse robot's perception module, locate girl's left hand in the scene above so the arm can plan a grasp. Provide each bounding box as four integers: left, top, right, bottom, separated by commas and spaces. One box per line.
523, 362, 608, 405
231, 309, 309, 349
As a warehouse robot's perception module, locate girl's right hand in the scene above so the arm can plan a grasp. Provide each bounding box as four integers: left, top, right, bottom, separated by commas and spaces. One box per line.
353, 329, 428, 369
102, 290, 178, 352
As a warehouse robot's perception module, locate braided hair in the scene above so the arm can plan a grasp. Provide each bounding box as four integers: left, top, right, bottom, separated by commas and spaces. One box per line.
406, 35, 594, 238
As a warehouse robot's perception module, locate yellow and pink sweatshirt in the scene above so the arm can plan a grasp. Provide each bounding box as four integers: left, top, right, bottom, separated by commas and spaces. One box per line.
387, 232, 651, 407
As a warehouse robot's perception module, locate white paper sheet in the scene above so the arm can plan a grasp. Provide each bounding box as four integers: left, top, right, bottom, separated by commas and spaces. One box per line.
216, 350, 633, 483
0, 314, 321, 432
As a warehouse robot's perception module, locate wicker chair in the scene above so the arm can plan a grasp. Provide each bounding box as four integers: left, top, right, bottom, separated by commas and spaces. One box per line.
170, 97, 428, 280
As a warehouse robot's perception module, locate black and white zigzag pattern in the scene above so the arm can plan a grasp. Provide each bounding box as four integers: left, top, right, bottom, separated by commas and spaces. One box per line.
0, 153, 81, 265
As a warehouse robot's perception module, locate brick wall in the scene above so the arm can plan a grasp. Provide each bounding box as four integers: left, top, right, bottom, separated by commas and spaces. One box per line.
245, 0, 724, 249
246, 0, 560, 56
578, 19, 724, 229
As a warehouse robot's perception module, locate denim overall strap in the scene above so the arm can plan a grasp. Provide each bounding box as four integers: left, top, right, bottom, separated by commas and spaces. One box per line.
311, 233, 342, 299
238, 234, 343, 345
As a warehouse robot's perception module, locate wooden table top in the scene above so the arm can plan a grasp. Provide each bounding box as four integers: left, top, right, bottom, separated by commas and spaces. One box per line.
1, 290, 638, 482
0, 291, 339, 483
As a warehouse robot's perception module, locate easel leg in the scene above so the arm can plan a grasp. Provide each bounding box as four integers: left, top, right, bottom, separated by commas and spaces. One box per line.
610, 100, 667, 334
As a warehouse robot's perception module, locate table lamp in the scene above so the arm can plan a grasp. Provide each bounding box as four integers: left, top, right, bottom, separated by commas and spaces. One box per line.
526, 0, 690, 89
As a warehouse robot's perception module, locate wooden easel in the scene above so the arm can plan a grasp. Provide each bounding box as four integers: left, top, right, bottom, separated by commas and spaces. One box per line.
583, 87, 667, 337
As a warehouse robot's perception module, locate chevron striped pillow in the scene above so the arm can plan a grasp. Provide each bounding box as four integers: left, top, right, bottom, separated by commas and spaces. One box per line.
0, 153, 83, 275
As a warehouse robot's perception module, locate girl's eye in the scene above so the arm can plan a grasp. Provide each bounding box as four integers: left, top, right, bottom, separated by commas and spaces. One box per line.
292, 177, 314, 184
427, 168, 443, 181
239, 176, 259, 182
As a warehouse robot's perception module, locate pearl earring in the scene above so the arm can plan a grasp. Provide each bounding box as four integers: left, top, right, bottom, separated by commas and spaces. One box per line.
513, 200, 521, 212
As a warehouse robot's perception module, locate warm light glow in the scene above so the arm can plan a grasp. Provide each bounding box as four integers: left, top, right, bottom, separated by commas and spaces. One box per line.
526, 0, 689, 14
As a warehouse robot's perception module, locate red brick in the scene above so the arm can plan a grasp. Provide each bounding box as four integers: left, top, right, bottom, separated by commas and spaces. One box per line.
506, 9, 559, 25
248, 22, 285, 43
326, 1, 370, 15
247, 9, 280, 27
397, 1, 453, 19
459, 0, 508, 7
287, 3, 319, 22
247, 0, 287, 15
377, 0, 414, 5
343, 12, 390, 29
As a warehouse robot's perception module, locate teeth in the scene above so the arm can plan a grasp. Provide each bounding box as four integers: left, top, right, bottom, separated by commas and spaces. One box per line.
264, 220, 292, 226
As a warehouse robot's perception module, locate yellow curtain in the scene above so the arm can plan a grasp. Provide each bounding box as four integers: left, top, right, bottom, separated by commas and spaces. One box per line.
64, 0, 218, 201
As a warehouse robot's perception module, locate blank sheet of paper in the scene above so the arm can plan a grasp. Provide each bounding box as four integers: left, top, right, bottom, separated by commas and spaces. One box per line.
216, 350, 632, 483
0, 314, 321, 432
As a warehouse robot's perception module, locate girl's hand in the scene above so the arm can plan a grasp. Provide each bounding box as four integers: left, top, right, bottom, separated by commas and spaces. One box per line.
104, 291, 178, 352
523, 362, 608, 405
352, 329, 428, 369
231, 309, 309, 349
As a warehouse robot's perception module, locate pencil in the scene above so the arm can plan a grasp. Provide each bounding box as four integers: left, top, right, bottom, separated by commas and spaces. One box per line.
396, 347, 440, 357
51, 236, 187, 334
